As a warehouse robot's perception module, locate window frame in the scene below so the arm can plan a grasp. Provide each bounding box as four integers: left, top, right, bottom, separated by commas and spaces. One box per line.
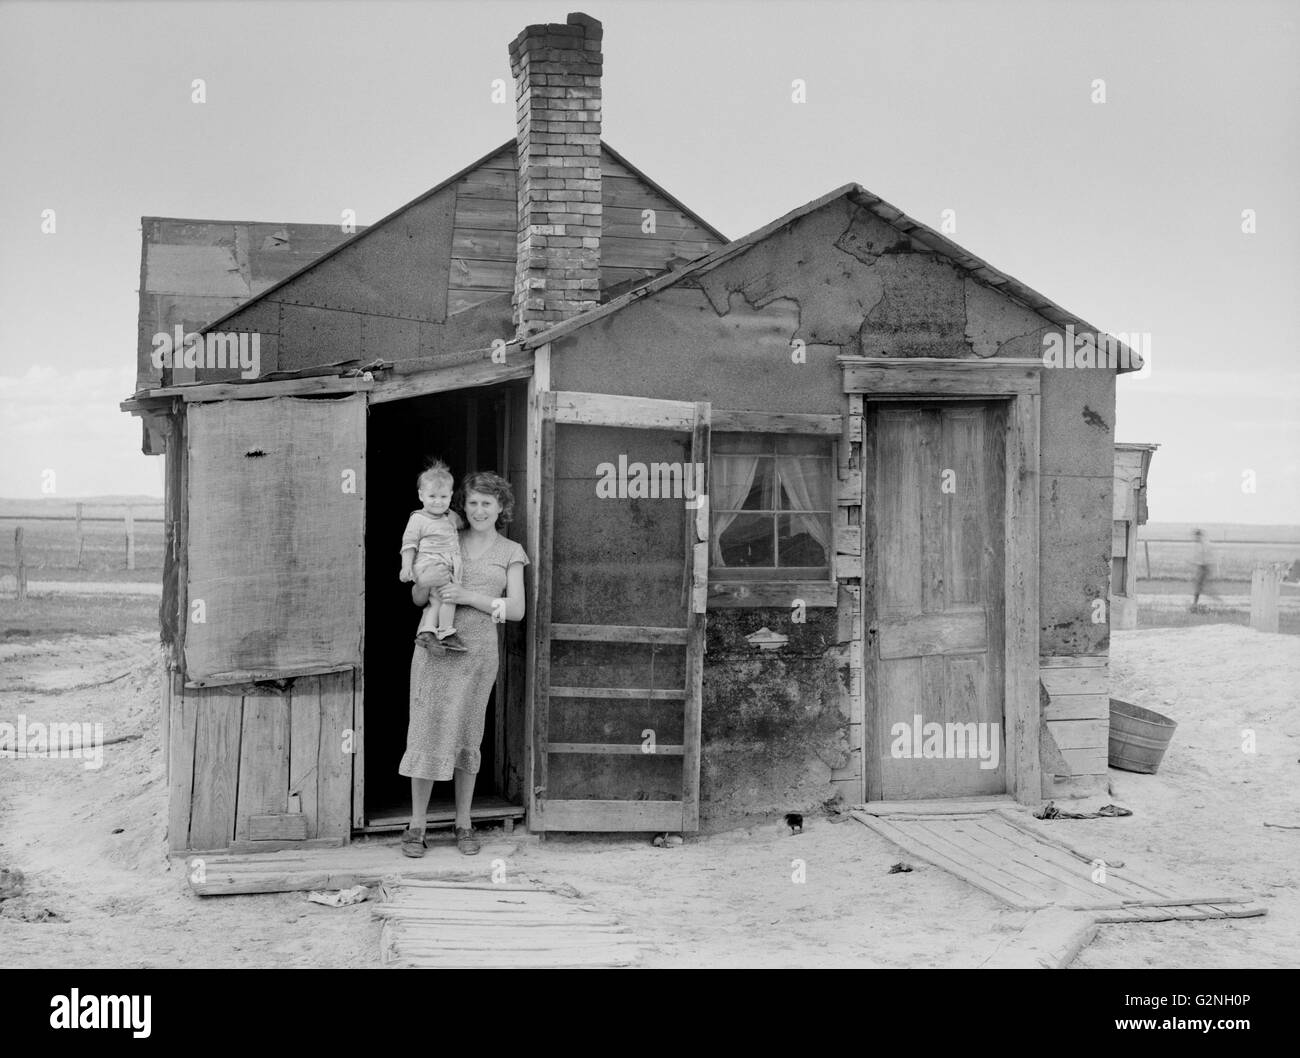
707, 427, 840, 607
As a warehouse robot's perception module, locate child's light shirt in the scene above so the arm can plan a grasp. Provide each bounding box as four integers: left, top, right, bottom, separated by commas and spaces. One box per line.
401, 509, 460, 559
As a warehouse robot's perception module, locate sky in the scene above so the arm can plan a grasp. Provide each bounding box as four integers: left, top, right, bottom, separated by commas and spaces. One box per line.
1, 0, 1297, 522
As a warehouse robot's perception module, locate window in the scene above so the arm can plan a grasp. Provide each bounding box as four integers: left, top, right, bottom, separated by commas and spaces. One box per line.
710, 433, 834, 580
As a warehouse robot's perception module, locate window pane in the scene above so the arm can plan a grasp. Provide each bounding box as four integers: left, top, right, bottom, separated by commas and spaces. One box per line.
775, 454, 832, 513
777, 514, 829, 567
713, 453, 773, 512
740, 460, 774, 510
714, 513, 775, 568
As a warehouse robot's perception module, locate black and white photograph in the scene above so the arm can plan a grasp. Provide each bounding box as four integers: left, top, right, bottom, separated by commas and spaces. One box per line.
1, 0, 1296, 1005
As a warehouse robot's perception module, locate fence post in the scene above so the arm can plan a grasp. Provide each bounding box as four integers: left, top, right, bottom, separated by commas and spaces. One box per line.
125, 506, 135, 570
1250, 562, 1283, 633
15, 526, 26, 601
75, 502, 84, 569
1143, 540, 1151, 579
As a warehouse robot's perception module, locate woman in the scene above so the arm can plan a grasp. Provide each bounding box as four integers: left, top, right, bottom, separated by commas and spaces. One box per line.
399, 471, 528, 856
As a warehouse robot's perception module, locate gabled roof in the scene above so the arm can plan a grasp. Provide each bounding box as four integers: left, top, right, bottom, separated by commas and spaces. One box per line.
195, 139, 728, 338
521, 183, 1143, 372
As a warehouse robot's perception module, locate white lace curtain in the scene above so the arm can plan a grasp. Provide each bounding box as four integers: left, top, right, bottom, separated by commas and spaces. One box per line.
710, 453, 761, 566
711, 450, 831, 567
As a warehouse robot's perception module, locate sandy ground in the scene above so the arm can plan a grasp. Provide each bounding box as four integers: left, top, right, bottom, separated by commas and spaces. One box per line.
1075, 625, 1300, 968
0, 625, 1296, 968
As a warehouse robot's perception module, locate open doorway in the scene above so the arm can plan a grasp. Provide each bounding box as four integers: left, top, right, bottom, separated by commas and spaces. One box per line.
361, 381, 528, 832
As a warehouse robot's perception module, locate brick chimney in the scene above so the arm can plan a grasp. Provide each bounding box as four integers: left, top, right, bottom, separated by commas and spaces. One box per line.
510, 12, 603, 336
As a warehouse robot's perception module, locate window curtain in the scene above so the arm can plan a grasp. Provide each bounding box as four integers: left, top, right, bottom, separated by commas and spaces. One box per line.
710, 454, 761, 566
775, 454, 832, 554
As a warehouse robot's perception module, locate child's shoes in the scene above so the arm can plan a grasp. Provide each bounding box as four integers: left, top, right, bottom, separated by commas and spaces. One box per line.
440, 632, 469, 653
416, 631, 444, 653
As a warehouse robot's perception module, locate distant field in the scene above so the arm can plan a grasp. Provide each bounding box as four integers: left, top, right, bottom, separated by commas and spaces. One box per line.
1134, 579, 1300, 636
1136, 521, 1300, 583
0, 495, 164, 583
0, 594, 159, 638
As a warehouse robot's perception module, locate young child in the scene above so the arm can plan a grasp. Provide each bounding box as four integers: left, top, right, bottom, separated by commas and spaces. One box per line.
399, 460, 468, 653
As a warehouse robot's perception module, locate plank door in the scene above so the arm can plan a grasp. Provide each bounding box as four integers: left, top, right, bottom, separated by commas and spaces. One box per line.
532, 391, 710, 832
866, 402, 1007, 799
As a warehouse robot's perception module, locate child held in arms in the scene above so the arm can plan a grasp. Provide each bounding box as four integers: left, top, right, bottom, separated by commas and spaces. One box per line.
399, 460, 469, 653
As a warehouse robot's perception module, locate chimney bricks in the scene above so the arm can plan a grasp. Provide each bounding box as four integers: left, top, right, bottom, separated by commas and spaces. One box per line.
510, 12, 603, 335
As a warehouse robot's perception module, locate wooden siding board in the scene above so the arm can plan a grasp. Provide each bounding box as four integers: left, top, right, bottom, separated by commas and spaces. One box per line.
862, 404, 881, 801
1059, 746, 1108, 775
317, 670, 355, 840
167, 680, 198, 853
290, 678, 322, 837
682, 403, 710, 830
1007, 392, 1041, 803
1042, 692, 1109, 722
234, 692, 290, 841
188, 691, 242, 850
532, 394, 557, 829
1044, 718, 1108, 751
1040, 663, 1109, 697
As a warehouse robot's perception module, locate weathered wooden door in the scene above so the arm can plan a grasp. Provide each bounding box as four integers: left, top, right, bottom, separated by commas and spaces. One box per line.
532, 391, 709, 832
866, 402, 1007, 799
176, 394, 364, 850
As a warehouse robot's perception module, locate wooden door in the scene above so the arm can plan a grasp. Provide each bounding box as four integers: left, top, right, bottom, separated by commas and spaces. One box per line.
532, 391, 709, 832
866, 402, 1007, 799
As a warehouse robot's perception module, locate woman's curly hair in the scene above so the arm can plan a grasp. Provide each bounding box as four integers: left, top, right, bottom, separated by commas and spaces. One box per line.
459, 471, 515, 531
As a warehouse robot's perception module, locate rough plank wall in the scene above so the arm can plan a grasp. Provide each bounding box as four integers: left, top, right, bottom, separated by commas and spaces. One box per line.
143, 148, 724, 388
137, 219, 359, 391
449, 147, 517, 317
155, 184, 508, 383
447, 147, 725, 316
1039, 656, 1109, 794
168, 671, 355, 853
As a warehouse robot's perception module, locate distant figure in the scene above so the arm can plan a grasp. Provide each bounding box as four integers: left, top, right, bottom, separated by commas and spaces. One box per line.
785, 812, 803, 834
1191, 528, 1215, 611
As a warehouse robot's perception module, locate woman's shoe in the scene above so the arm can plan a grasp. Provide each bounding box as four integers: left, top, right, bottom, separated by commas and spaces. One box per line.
400, 827, 427, 858
455, 826, 480, 855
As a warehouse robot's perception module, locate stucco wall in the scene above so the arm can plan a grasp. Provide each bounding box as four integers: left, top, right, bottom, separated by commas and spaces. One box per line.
552, 194, 1117, 821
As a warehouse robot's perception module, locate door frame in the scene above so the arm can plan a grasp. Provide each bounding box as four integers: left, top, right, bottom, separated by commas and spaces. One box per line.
355, 369, 529, 832
841, 357, 1041, 806
525, 348, 710, 831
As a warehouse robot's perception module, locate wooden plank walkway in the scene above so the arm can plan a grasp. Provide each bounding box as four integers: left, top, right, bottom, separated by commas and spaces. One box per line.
852, 808, 1264, 920
375, 879, 643, 968
185, 838, 518, 896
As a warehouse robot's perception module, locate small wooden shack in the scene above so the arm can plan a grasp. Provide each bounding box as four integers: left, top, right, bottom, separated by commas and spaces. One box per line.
123, 12, 1138, 853
1110, 443, 1159, 630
